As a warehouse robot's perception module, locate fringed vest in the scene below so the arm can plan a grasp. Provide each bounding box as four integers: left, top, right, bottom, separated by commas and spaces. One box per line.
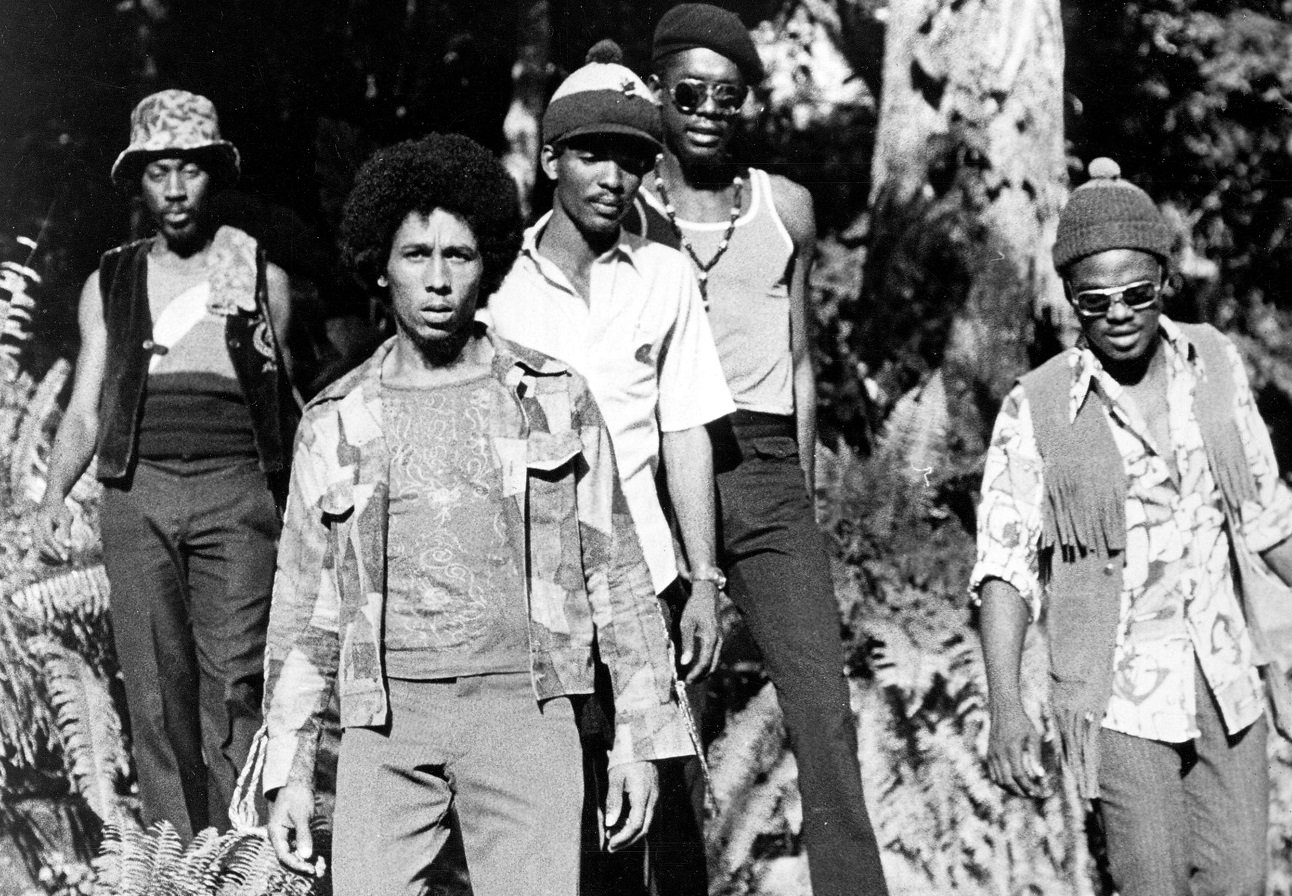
1020, 322, 1256, 800
95, 232, 299, 493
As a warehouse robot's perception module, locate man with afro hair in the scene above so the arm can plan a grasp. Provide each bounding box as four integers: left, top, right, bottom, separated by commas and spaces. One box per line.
257, 133, 694, 896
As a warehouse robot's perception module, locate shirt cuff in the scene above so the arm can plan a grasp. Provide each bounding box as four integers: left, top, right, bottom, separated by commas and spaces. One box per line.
658, 396, 738, 434
607, 701, 697, 768
969, 562, 1042, 622
1239, 482, 1292, 554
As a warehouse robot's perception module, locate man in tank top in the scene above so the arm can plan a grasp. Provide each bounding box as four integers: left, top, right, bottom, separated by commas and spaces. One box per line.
627, 6, 890, 895
33, 90, 298, 840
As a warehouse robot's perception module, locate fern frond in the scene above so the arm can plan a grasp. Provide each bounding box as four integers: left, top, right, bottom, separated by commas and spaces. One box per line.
712, 750, 799, 883
706, 682, 785, 834
10, 564, 111, 643
29, 637, 128, 821
0, 600, 57, 781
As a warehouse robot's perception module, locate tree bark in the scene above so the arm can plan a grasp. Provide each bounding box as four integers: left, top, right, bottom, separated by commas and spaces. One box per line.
866, 0, 1067, 454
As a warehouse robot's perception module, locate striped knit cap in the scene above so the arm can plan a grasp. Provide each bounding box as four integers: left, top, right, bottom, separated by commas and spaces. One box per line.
1052, 158, 1173, 271
542, 40, 662, 150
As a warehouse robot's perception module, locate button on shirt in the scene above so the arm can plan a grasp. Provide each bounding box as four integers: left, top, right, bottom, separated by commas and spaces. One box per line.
485, 214, 735, 594
971, 318, 1292, 743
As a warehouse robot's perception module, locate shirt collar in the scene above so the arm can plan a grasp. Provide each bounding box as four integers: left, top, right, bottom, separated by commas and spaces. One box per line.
521, 211, 642, 272
1067, 315, 1199, 422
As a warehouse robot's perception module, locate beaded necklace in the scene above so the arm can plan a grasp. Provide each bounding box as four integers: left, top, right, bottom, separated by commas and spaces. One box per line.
653, 166, 744, 306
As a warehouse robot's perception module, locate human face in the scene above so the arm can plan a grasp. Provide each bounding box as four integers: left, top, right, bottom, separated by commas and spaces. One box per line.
383, 208, 484, 357
141, 157, 211, 251
542, 135, 655, 239
1066, 249, 1164, 365
653, 48, 746, 162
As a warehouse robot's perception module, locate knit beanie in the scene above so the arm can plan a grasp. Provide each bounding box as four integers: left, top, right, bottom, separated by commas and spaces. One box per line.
542, 40, 662, 150
652, 3, 765, 84
1052, 157, 1173, 272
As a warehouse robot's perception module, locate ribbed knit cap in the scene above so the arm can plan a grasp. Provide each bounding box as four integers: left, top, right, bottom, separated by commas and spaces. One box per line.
542, 40, 662, 150
652, 3, 764, 84
1052, 157, 1173, 271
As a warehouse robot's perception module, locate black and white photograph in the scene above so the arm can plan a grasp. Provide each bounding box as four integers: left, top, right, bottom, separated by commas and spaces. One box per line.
2, 1, 1291, 894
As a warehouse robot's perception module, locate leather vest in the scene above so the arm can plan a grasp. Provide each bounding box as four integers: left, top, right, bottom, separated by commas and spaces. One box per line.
95, 236, 300, 489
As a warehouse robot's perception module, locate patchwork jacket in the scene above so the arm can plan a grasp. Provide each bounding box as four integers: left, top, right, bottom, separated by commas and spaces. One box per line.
259, 331, 694, 793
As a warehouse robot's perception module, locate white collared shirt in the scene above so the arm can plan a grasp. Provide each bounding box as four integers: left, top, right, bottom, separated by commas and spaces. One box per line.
484, 213, 735, 593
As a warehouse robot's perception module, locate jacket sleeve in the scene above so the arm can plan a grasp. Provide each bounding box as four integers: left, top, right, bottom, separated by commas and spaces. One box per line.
571, 378, 696, 768
260, 409, 342, 793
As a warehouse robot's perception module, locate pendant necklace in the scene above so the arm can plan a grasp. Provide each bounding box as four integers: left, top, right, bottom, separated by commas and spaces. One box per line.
654, 165, 743, 306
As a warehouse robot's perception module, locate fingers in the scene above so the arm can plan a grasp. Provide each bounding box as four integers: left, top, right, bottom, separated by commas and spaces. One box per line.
607, 777, 649, 851
35, 511, 71, 563
679, 612, 695, 669
268, 800, 317, 876
603, 772, 624, 839
991, 733, 1047, 799
683, 621, 718, 684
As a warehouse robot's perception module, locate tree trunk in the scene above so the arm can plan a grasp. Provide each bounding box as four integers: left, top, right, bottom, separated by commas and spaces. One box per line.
866, 0, 1067, 454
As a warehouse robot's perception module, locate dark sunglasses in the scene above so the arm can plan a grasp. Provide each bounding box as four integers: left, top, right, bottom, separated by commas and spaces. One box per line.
668, 79, 748, 116
1070, 279, 1161, 318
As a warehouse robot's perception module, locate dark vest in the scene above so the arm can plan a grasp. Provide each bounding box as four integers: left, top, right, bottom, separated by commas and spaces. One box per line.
1019, 322, 1257, 799
95, 236, 300, 489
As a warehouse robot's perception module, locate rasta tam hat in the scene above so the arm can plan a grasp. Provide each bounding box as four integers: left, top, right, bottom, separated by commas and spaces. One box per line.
651, 3, 765, 84
110, 89, 241, 192
542, 40, 662, 150
1052, 157, 1173, 272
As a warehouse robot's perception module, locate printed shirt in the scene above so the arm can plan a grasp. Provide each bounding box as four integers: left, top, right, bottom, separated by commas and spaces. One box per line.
484, 214, 735, 594
382, 377, 531, 679
260, 330, 694, 793
971, 317, 1292, 742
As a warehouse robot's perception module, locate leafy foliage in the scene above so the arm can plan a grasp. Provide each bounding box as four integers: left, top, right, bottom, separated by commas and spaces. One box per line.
28, 638, 130, 824
94, 823, 326, 896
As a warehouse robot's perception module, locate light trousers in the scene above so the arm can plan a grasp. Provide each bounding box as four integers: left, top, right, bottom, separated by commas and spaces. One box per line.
1096, 663, 1269, 896
331, 672, 584, 896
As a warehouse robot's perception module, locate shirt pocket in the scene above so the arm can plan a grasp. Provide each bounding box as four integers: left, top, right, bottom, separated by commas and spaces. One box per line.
527, 429, 583, 474
749, 435, 799, 462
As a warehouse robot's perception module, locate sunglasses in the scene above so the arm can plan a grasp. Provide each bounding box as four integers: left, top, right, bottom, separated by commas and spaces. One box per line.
1069, 279, 1161, 318
668, 79, 748, 116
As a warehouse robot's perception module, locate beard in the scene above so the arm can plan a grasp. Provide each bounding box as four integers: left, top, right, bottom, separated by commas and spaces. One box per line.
405, 324, 473, 367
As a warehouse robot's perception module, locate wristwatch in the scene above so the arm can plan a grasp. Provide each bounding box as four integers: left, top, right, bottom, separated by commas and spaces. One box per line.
690, 565, 727, 591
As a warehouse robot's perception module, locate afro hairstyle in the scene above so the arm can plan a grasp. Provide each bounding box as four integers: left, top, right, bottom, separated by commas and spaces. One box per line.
340, 133, 522, 304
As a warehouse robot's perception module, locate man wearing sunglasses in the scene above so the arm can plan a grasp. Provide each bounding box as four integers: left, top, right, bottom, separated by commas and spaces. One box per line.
625, 5, 891, 896
973, 158, 1292, 896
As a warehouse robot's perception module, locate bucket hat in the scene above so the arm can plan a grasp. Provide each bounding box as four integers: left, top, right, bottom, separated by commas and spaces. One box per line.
110, 89, 241, 191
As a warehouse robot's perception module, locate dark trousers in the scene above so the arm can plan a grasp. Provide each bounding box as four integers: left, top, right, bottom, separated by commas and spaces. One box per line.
100, 457, 279, 840
1095, 664, 1269, 896
707, 412, 889, 896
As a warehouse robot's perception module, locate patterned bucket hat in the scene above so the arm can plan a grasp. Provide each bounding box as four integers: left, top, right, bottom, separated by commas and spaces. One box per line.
110, 89, 241, 191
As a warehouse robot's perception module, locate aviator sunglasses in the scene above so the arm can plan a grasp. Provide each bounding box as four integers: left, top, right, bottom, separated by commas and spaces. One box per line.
668, 78, 749, 116
1069, 279, 1162, 318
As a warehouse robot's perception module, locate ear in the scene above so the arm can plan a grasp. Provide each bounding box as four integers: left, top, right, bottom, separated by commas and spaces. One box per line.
377, 274, 388, 288
539, 144, 561, 182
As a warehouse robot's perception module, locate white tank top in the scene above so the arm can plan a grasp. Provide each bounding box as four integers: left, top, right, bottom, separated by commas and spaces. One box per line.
639, 168, 796, 416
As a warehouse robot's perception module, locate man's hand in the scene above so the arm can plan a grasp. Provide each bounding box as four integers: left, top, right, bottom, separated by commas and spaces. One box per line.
604, 760, 659, 852
33, 498, 74, 564
678, 582, 721, 683
267, 783, 321, 876
986, 698, 1049, 799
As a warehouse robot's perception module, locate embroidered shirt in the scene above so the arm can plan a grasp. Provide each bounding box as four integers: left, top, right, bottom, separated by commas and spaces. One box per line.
261, 331, 694, 793
971, 317, 1292, 742
484, 214, 735, 594
382, 376, 531, 679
